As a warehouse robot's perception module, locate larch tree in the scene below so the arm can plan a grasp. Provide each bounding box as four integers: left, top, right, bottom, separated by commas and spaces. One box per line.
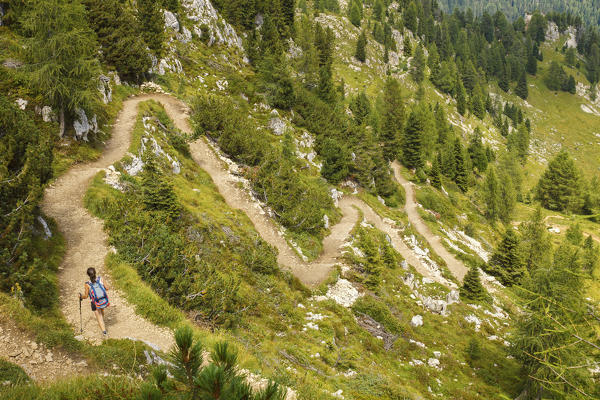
519, 207, 552, 271
483, 166, 500, 221
23, 0, 100, 137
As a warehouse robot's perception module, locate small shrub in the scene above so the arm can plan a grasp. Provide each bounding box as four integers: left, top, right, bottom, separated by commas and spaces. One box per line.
0, 359, 30, 386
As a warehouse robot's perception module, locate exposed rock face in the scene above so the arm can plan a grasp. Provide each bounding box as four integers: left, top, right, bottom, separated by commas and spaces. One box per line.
177, 27, 192, 43
154, 56, 183, 76
98, 75, 112, 104
37, 216, 52, 239
103, 166, 125, 191
411, 315, 423, 327
565, 26, 577, 48
73, 108, 98, 141
268, 110, 288, 136
182, 0, 243, 50
164, 10, 179, 31
545, 22, 559, 43
41, 106, 55, 122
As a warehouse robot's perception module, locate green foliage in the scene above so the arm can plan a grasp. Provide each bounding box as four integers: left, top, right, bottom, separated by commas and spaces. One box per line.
488, 228, 525, 286
141, 154, 181, 218
84, 0, 150, 82
512, 243, 598, 398
519, 207, 552, 271
536, 151, 583, 212
453, 138, 468, 192
460, 265, 487, 301
23, 0, 100, 136
483, 167, 500, 221
411, 44, 426, 84
0, 359, 30, 386
380, 78, 405, 162
355, 30, 367, 62
137, 0, 165, 57
545, 61, 576, 94
402, 109, 424, 169
515, 70, 528, 100
352, 295, 402, 335
468, 128, 488, 173
320, 138, 350, 184
429, 154, 442, 189
0, 95, 54, 309
349, 0, 362, 27
565, 223, 583, 246
466, 338, 481, 364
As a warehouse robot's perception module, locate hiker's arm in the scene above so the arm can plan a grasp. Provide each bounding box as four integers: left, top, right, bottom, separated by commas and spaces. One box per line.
102, 279, 109, 291
81, 284, 89, 299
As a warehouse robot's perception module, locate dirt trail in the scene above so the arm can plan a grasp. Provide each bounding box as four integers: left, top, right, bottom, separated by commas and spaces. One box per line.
391, 162, 469, 282
42, 94, 180, 350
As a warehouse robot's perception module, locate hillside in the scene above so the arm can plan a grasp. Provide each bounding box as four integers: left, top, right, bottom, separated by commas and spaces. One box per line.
1, 0, 599, 399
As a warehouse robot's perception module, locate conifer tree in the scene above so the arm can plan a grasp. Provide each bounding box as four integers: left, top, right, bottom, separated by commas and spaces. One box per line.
536, 151, 582, 212
430, 154, 442, 189
526, 53, 538, 75
582, 235, 599, 274
355, 30, 367, 62
456, 79, 467, 116
404, 1, 418, 32
565, 223, 583, 246
24, 0, 100, 137
468, 128, 488, 172
403, 35, 412, 56
519, 207, 552, 271
411, 44, 426, 84
142, 154, 180, 218
498, 171, 516, 223
453, 139, 468, 192
470, 89, 485, 119
498, 65, 510, 92
84, 0, 150, 82
402, 110, 424, 169
483, 167, 500, 221
515, 70, 528, 99
460, 265, 487, 301
489, 228, 524, 285
381, 78, 405, 161
349, 1, 361, 27
138, 0, 165, 57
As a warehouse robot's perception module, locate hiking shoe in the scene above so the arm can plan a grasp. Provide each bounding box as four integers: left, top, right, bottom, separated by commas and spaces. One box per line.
102, 331, 108, 339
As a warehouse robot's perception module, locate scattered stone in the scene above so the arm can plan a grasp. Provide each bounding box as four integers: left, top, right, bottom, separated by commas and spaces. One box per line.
41, 106, 55, 122
103, 166, 125, 191
268, 111, 288, 136
330, 188, 343, 207
323, 214, 329, 229
312, 278, 362, 308
163, 10, 179, 31
37, 216, 52, 239
73, 108, 98, 141
15, 98, 27, 110
464, 314, 482, 332
411, 315, 423, 327
427, 358, 441, 369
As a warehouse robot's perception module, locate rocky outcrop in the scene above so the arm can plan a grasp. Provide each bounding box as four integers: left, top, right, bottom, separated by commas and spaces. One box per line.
98, 75, 112, 104
73, 108, 98, 141
41, 106, 55, 122
268, 109, 288, 136
164, 10, 179, 31
182, 0, 243, 50
545, 22, 559, 43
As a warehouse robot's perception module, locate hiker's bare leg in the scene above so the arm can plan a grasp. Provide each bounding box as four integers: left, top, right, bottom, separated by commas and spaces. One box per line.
95, 310, 106, 333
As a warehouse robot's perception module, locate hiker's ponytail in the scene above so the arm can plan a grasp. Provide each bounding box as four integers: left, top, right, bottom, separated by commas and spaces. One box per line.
87, 267, 97, 283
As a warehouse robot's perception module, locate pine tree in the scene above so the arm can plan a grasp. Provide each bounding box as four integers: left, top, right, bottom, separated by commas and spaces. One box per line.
526, 53, 538, 75
513, 243, 596, 398
565, 223, 583, 246
519, 207, 552, 271
381, 78, 405, 162
483, 167, 500, 221
403, 35, 412, 56
582, 235, 599, 274
402, 110, 424, 169
355, 30, 367, 62
489, 228, 524, 285
456, 79, 467, 116
84, 0, 150, 82
468, 128, 488, 172
515, 70, 528, 99
453, 139, 468, 192
142, 154, 180, 218
138, 0, 165, 57
498, 65, 510, 92
460, 265, 487, 301
498, 171, 516, 223
404, 1, 418, 32
430, 154, 442, 189
349, 1, 361, 27
411, 44, 426, 84
536, 151, 582, 212
24, 0, 100, 137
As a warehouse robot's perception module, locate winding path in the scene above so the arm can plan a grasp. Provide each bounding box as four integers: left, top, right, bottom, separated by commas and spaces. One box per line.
391, 162, 469, 282
42, 93, 467, 345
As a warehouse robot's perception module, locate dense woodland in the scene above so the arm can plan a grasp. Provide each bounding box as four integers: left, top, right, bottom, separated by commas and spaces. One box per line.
0, 0, 599, 398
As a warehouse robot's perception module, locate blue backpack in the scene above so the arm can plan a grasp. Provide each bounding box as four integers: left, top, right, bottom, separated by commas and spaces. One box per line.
88, 278, 109, 309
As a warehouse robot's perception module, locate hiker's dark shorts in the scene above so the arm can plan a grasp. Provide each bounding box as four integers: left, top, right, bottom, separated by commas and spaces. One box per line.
91, 302, 96, 311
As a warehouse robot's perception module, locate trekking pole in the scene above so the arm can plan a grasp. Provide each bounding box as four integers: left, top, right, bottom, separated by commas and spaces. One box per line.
78, 293, 83, 333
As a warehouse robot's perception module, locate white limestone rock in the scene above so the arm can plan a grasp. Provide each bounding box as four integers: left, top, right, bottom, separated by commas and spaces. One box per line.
41, 106, 55, 123
73, 108, 98, 141
103, 166, 125, 191
98, 75, 112, 104
411, 315, 423, 327
37, 216, 52, 239
182, 0, 243, 50
545, 22, 559, 43
15, 98, 27, 110
163, 10, 179, 31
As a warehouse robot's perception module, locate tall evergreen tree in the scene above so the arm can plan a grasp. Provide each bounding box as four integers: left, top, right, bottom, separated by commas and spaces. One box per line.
138, 0, 165, 57
483, 167, 500, 221
411, 44, 426, 84
402, 110, 424, 169
460, 265, 487, 301
519, 207, 552, 271
24, 0, 100, 137
456, 79, 467, 116
468, 128, 488, 172
430, 153, 442, 189
404, 1, 418, 32
349, 1, 361, 27
536, 151, 582, 212
142, 154, 180, 218
489, 228, 525, 286
381, 78, 405, 162
453, 138, 468, 192
355, 30, 367, 62
526, 53, 538, 75
515, 70, 528, 99
403, 34, 412, 56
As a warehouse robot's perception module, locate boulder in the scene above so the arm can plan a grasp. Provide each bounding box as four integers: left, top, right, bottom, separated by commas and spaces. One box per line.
98, 74, 112, 104
163, 11, 179, 31
323, 214, 329, 229
42, 106, 55, 122
446, 290, 459, 305
269, 116, 288, 136
15, 98, 27, 110
411, 315, 423, 327
73, 108, 98, 141
177, 27, 192, 43
422, 296, 447, 315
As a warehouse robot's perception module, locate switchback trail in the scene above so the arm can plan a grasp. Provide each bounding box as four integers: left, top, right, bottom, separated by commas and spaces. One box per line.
42, 94, 179, 350
42, 93, 462, 348
391, 162, 469, 282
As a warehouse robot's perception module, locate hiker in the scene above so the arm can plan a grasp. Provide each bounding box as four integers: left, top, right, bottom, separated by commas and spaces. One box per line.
79, 267, 110, 337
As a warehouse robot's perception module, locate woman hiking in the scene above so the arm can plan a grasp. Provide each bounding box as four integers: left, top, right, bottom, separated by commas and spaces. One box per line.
79, 267, 110, 337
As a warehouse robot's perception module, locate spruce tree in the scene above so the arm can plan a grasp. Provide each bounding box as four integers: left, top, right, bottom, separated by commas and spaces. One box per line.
483, 167, 500, 221
403, 35, 412, 56
404, 1, 418, 32
515, 70, 528, 99
526, 53, 538, 75
519, 207, 552, 271
582, 235, 599, 274
453, 139, 468, 192
138, 0, 165, 57
402, 110, 424, 169
460, 265, 487, 301
411, 44, 426, 84
489, 228, 524, 286
381, 78, 405, 162
349, 1, 361, 27
498, 171, 516, 223
142, 154, 180, 218
430, 154, 442, 189
456, 79, 467, 116
355, 30, 367, 62
24, 0, 100, 137
468, 128, 488, 172
536, 151, 582, 212
498, 65, 510, 92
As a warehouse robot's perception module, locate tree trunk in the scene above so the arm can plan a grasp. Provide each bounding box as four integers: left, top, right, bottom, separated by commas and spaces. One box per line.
59, 106, 65, 138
